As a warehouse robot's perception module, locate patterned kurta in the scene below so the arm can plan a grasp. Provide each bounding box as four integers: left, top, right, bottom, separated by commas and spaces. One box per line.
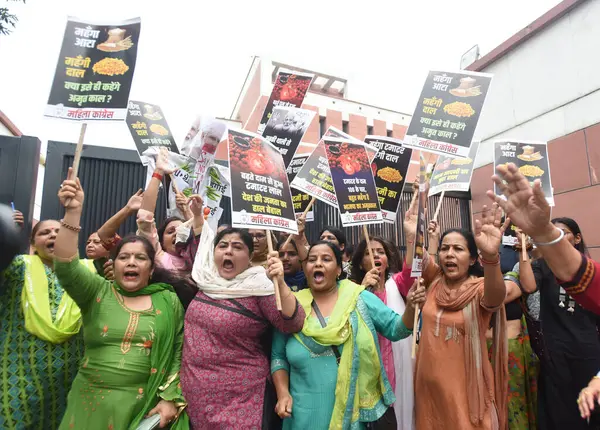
0, 255, 84, 430
181, 291, 305, 429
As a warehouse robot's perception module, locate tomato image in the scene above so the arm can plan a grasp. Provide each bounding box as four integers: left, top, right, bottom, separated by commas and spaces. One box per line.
371, 162, 377, 176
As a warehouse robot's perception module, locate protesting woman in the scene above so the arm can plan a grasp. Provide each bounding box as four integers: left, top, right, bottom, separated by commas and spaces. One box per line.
405, 203, 508, 430
53, 169, 188, 429
0, 214, 88, 429
280, 239, 307, 292
350, 236, 415, 429
271, 241, 425, 429
181, 222, 305, 429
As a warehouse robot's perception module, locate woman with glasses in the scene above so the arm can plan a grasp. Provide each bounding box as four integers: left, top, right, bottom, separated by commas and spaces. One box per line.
248, 229, 277, 269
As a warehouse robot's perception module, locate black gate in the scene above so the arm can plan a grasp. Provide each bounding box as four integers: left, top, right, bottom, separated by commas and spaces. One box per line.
41, 141, 166, 256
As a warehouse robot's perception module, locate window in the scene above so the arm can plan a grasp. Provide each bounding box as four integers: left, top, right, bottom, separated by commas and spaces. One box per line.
319, 116, 326, 138
367, 125, 373, 136
342, 121, 349, 134
386, 129, 393, 137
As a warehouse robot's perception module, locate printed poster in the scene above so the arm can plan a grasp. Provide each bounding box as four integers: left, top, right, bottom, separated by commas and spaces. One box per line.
429, 141, 480, 196
262, 106, 316, 167
404, 70, 492, 158
227, 129, 297, 234
287, 154, 315, 222
126, 101, 179, 165
493, 140, 554, 206
258, 69, 314, 134
411, 155, 428, 277
198, 164, 231, 232
289, 141, 337, 207
46, 17, 141, 120
502, 221, 519, 247
364, 136, 412, 223
324, 138, 383, 227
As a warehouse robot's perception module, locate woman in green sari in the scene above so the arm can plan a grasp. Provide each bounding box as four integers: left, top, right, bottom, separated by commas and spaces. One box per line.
271, 241, 425, 429
53, 168, 189, 429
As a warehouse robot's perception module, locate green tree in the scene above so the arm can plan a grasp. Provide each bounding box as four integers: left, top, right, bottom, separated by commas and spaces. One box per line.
0, 0, 26, 36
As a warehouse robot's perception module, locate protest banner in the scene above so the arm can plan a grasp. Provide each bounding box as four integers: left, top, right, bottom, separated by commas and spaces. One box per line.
226, 129, 298, 235
429, 141, 480, 196
198, 164, 231, 231
411, 154, 428, 277
46, 17, 141, 121
290, 141, 337, 207
493, 140, 554, 206
323, 138, 383, 227
364, 136, 412, 223
287, 154, 315, 222
404, 70, 492, 158
262, 106, 316, 167
126, 101, 179, 165
258, 69, 314, 134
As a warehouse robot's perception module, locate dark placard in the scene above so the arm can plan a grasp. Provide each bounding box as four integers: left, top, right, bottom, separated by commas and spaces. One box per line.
258, 69, 314, 134
411, 155, 428, 277
324, 138, 383, 227
404, 70, 492, 158
287, 154, 315, 222
227, 129, 297, 234
126, 101, 179, 164
262, 106, 315, 167
429, 141, 480, 196
493, 140, 554, 206
46, 17, 141, 120
289, 141, 337, 207
364, 136, 412, 223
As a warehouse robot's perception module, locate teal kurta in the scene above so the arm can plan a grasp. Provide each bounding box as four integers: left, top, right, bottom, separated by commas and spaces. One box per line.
271, 290, 411, 430
0, 255, 84, 430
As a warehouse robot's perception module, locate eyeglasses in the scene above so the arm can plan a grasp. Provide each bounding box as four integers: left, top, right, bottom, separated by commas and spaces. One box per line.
250, 233, 267, 240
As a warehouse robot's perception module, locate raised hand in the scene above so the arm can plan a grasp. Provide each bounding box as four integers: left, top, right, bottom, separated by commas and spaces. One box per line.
188, 195, 205, 217
361, 267, 380, 289
474, 203, 504, 260
406, 279, 427, 310
266, 251, 285, 284
403, 191, 419, 242
295, 214, 306, 237
155, 148, 176, 175
486, 163, 552, 240
12, 210, 24, 228
126, 189, 143, 213
58, 167, 84, 211
427, 220, 440, 243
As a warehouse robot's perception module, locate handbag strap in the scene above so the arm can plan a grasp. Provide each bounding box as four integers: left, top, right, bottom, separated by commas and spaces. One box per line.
193, 296, 265, 323
311, 301, 341, 365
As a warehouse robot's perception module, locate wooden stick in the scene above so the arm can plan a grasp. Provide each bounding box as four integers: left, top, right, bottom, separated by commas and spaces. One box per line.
521, 233, 527, 261
411, 278, 421, 359
433, 190, 445, 222
302, 196, 316, 217
362, 224, 376, 269
169, 174, 180, 194
266, 231, 282, 311
65, 123, 87, 206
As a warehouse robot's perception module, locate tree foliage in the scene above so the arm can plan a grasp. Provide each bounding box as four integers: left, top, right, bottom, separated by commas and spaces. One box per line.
0, 0, 26, 36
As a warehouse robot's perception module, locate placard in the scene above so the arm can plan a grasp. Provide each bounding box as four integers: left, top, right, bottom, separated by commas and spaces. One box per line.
287, 154, 314, 222
258, 69, 314, 134
227, 129, 297, 234
46, 17, 141, 120
364, 136, 412, 223
126, 101, 179, 164
324, 138, 383, 226
429, 141, 480, 196
493, 140, 554, 206
263, 106, 315, 167
411, 155, 428, 277
404, 70, 492, 158
289, 141, 337, 207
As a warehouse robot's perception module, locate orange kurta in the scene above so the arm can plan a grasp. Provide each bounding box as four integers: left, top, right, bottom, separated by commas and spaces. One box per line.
415, 281, 498, 430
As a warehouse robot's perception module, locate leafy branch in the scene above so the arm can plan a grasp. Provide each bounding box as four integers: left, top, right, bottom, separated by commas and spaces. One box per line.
0, 0, 26, 36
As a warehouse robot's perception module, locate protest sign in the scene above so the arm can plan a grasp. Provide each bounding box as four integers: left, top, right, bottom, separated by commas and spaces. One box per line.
198, 164, 231, 231
494, 140, 554, 206
287, 154, 315, 222
364, 136, 412, 223
258, 69, 314, 134
289, 141, 337, 207
46, 17, 141, 120
502, 221, 519, 247
126, 101, 179, 165
227, 129, 297, 234
404, 70, 492, 158
262, 106, 315, 167
429, 141, 480, 196
411, 155, 428, 277
324, 138, 383, 227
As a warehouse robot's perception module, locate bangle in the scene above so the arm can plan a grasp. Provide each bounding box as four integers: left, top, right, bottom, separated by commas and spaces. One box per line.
152, 172, 164, 182
60, 219, 81, 232
480, 254, 500, 266
533, 229, 564, 247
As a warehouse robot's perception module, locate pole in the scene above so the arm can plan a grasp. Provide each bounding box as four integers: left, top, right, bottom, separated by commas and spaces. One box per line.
411, 278, 421, 359
362, 224, 376, 269
433, 190, 445, 222
65, 123, 87, 207
521, 233, 527, 261
266, 231, 282, 311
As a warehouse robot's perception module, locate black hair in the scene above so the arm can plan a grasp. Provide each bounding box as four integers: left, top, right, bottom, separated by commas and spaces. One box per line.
279, 237, 299, 253
439, 229, 484, 277
157, 216, 184, 250
343, 244, 354, 259
552, 217, 588, 255
308, 240, 343, 267
318, 226, 347, 249
30, 219, 59, 245
214, 227, 254, 254
113, 234, 198, 309
350, 237, 398, 284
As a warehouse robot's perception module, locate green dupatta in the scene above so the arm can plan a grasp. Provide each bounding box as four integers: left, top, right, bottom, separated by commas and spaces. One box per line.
294, 280, 394, 429
113, 283, 189, 430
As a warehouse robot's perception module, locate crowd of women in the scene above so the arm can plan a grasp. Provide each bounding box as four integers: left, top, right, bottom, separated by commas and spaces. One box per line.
2, 155, 600, 430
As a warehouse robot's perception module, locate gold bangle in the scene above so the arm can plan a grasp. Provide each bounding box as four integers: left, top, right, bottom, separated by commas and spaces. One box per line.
60, 219, 81, 232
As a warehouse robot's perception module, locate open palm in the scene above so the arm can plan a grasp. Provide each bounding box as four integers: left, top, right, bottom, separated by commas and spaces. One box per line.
486, 163, 550, 238
474, 203, 505, 258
